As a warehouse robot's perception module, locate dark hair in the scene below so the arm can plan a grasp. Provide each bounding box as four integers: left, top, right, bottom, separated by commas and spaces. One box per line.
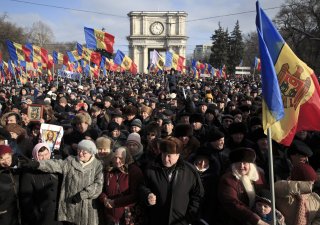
38, 146, 49, 153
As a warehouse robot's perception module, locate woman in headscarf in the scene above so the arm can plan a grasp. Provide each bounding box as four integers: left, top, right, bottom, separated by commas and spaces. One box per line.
20, 143, 62, 225
20, 139, 103, 225
99, 146, 143, 225
217, 147, 268, 225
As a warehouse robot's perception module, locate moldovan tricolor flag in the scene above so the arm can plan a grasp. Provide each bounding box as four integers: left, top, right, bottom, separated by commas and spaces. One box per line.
84, 27, 115, 53
256, 1, 320, 146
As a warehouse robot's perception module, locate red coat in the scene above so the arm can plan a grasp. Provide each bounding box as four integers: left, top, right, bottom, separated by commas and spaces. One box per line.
99, 163, 143, 223
217, 170, 266, 225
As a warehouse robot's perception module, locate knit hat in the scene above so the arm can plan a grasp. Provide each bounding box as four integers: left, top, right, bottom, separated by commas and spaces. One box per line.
291, 163, 318, 181
126, 133, 142, 147
288, 140, 313, 157
96, 136, 112, 150
256, 189, 272, 206
131, 119, 142, 128
229, 147, 256, 163
32, 143, 50, 161
160, 137, 183, 154
207, 127, 225, 142
78, 140, 97, 154
174, 124, 193, 137
0, 145, 12, 156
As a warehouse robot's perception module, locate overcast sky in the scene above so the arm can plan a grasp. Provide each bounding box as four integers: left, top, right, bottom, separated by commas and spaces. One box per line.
2, 0, 286, 56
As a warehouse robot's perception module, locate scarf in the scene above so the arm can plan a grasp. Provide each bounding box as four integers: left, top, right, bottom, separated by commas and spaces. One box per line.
232, 163, 259, 208
295, 194, 308, 225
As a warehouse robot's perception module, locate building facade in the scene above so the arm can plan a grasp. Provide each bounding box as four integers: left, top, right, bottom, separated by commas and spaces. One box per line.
127, 11, 188, 73
193, 44, 212, 61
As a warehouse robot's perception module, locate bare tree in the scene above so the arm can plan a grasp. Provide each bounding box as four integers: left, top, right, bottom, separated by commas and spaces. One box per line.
274, 0, 320, 74
26, 21, 55, 48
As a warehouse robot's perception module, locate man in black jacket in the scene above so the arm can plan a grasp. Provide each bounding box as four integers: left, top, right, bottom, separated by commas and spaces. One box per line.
140, 137, 204, 225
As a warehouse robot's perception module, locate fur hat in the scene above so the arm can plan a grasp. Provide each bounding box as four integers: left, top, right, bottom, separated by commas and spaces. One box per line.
174, 124, 193, 137
78, 139, 97, 155
229, 122, 248, 135
0, 112, 22, 127
207, 128, 225, 142
140, 106, 153, 116
73, 112, 92, 125
160, 137, 183, 154
5, 124, 26, 136
96, 136, 113, 150
0, 145, 12, 156
0, 128, 11, 141
123, 105, 138, 116
288, 140, 313, 157
229, 147, 256, 163
131, 119, 142, 128
222, 114, 234, 121
111, 109, 123, 118
107, 122, 121, 132
291, 163, 317, 181
190, 113, 204, 124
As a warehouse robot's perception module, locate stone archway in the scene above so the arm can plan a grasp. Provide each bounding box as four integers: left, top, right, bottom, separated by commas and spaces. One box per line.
127, 11, 188, 73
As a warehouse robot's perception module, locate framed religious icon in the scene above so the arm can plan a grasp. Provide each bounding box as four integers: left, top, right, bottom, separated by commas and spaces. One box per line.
40, 123, 64, 152
27, 104, 43, 122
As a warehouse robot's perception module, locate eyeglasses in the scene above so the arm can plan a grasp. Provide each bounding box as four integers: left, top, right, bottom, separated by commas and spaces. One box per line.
78, 150, 90, 155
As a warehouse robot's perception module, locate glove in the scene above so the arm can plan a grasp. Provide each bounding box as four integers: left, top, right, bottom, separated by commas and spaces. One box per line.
71, 192, 82, 204
19, 157, 40, 169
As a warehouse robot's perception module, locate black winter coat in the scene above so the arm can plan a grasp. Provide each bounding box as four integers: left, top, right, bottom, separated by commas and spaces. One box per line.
0, 167, 20, 225
140, 156, 204, 225
19, 171, 62, 225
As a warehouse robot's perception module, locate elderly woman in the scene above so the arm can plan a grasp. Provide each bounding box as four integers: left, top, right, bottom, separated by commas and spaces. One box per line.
21, 140, 103, 225
218, 147, 268, 225
99, 147, 143, 225
275, 163, 320, 225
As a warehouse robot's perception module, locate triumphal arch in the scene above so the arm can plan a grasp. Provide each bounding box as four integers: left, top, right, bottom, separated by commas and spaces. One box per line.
127, 11, 188, 73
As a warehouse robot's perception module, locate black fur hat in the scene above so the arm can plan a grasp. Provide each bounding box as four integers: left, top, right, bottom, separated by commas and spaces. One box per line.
174, 124, 193, 137
189, 113, 204, 124
229, 122, 248, 135
229, 147, 256, 163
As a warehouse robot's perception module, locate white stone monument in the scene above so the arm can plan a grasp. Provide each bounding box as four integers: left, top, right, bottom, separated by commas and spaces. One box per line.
127, 11, 188, 73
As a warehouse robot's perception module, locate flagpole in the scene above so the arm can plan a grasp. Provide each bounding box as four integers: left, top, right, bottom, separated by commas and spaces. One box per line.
89, 60, 92, 84
257, 0, 276, 224
252, 67, 256, 83
266, 128, 276, 225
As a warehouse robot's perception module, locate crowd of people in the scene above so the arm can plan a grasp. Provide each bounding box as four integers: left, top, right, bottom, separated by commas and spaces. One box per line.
0, 69, 320, 225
